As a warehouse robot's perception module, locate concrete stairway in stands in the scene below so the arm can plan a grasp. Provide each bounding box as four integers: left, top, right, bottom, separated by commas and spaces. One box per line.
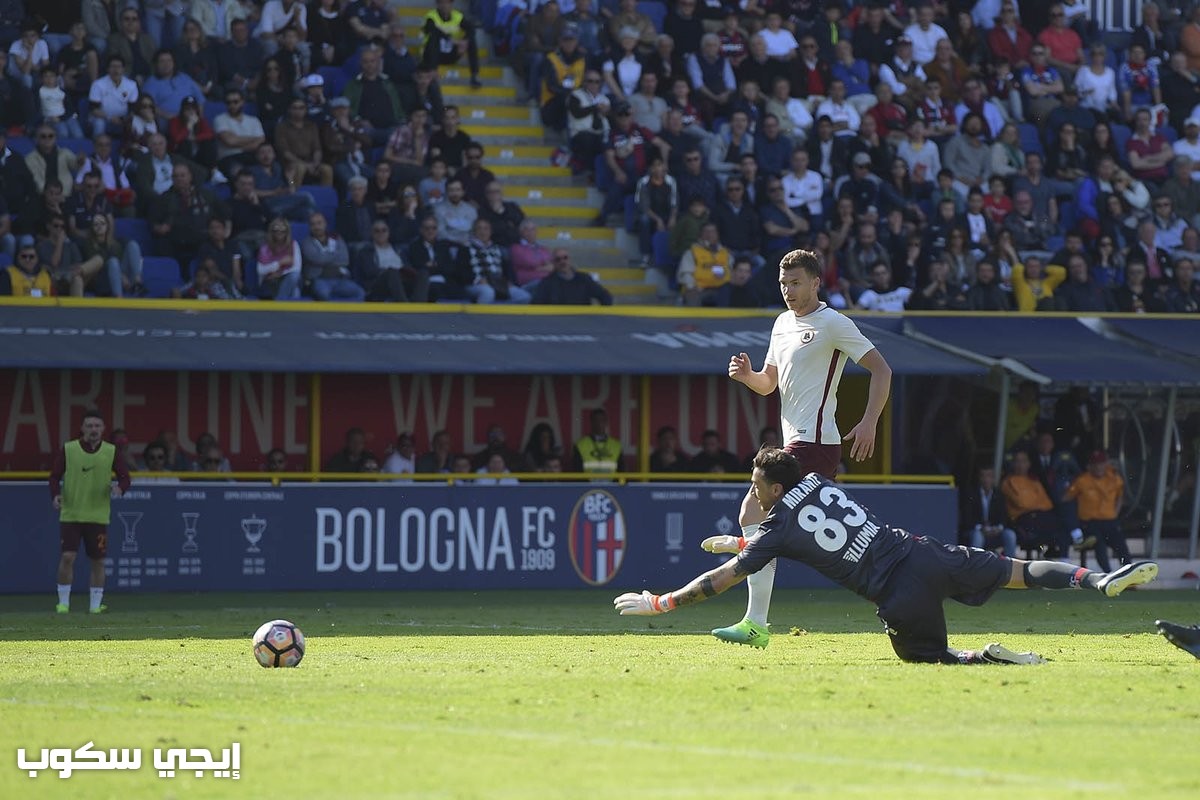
395, 7, 656, 304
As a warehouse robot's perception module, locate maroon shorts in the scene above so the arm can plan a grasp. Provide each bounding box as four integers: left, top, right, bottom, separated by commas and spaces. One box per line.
782, 441, 842, 479
61, 523, 108, 559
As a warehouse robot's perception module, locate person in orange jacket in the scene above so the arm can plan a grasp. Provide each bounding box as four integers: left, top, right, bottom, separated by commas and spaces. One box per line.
1064, 450, 1128, 571
1001, 450, 1076, 558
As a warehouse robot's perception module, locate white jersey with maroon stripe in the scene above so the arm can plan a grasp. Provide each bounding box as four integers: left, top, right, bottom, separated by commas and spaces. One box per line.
764, 304, 875, 446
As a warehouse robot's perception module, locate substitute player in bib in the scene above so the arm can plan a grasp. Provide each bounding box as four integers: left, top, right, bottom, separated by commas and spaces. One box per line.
615, 448, 1159, 664
49, 409, 130, 614
701, 248, 893, 648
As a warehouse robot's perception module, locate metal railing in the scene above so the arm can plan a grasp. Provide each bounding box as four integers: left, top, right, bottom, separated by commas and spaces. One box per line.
4, 470, 955, 487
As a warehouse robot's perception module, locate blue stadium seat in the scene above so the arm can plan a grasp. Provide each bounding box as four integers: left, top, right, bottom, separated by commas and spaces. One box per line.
624, 194, 636, 232
0, 251, 11, 268
342, 46, 364, 76
317, 66, 348, 96
1161, 124, 1178, 144
204, 100, 227, 122
651, 230, 672, 270
242, 258, 260, 297
594, 154, 613, 193
243, 101, 258, 117
115, 218, 152, 253
211, 183, 231, 201
1110, 123, 1132, 165
61, 138, 94, 156
1103, 46, 1118, 71
1101, 31, 1133, 56
479, 0, 499, 34
1058, 200, 1077, 233
142, 257, 183, 297
290, 222, 310, 243
1017, 123, 1043, 158
299, 186, 338, 220
636, 1, 666, 32
7, 136, 32, 155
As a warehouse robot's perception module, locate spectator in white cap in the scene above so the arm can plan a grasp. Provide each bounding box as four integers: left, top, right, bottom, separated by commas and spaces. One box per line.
300, 73, 328, 118
1173, 117, 1200, 179
878, 36, 927, 103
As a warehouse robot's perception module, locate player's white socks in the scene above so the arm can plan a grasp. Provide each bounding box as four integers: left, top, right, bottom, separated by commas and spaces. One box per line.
745, 559, 776, 626
739, 524, 773, 626
56, 584, 70, 607
89, 588, 104, 611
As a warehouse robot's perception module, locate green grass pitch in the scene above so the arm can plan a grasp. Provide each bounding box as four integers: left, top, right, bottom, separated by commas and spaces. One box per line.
2, 589, 1199, 799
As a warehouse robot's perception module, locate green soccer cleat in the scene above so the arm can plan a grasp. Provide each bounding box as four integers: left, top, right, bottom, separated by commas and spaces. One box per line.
55, 604, 69, 615
712, 618, 770, 649
1096, 561, 1159, 597
89, 604, 107, 615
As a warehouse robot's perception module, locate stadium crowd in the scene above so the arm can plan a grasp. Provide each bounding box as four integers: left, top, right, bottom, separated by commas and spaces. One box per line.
121, 415, 763, 479
521, 0, 1200, 311
0, 0, 1197, 312
0, 0, 613, 304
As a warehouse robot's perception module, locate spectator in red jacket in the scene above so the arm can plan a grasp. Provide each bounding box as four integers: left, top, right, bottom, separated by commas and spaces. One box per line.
167, 96, 217, 169
985, 3, 1033, 71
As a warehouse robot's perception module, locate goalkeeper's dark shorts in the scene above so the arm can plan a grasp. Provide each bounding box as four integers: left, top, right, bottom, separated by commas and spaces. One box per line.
874, 538, 1012, 664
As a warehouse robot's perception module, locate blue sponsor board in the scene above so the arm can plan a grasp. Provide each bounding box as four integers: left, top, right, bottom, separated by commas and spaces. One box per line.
0, 483, 956, 594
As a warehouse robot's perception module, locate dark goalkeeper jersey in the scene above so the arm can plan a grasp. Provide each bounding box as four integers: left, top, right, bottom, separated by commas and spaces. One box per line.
737, 473, 914, 601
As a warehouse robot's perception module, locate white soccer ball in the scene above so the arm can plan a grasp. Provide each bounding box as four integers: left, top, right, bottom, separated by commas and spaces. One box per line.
252, 619, 305, 668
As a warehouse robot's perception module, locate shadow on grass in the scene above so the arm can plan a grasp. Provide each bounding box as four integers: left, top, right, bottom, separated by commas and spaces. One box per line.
0, 590, 1190, 642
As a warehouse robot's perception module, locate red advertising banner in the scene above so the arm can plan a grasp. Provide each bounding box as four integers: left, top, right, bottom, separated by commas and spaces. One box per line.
0, 370, 803, 471
0, 370, 312, 471
320, 374, 783, 466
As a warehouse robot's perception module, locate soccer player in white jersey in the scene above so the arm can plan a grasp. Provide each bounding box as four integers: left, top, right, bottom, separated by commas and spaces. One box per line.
700, 248, 893, 648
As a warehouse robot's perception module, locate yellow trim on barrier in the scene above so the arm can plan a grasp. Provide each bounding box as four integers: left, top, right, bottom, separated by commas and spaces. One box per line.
1, 470, 954, 486
309, 373, 321, 477
0, 295, 779, 318
6, 297, 1196, 323
639, 375, 651, 474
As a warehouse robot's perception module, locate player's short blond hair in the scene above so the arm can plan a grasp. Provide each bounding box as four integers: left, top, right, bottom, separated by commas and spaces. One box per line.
778, 249, 822, 280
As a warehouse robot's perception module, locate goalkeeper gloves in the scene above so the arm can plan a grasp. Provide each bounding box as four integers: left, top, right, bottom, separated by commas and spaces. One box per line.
700, 535, 745, 554
613, 590, 675, 615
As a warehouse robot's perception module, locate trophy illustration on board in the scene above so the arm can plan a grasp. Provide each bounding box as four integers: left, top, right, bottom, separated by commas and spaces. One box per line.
182, 512, 200, 553
118, 511, 143, 554
242, 514, 266, 554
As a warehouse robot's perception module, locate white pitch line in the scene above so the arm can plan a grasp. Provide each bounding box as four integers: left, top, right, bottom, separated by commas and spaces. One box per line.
0, 621, 699, 635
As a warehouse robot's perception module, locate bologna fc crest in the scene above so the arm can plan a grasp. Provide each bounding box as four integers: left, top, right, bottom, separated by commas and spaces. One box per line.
568, 490, 627, 586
